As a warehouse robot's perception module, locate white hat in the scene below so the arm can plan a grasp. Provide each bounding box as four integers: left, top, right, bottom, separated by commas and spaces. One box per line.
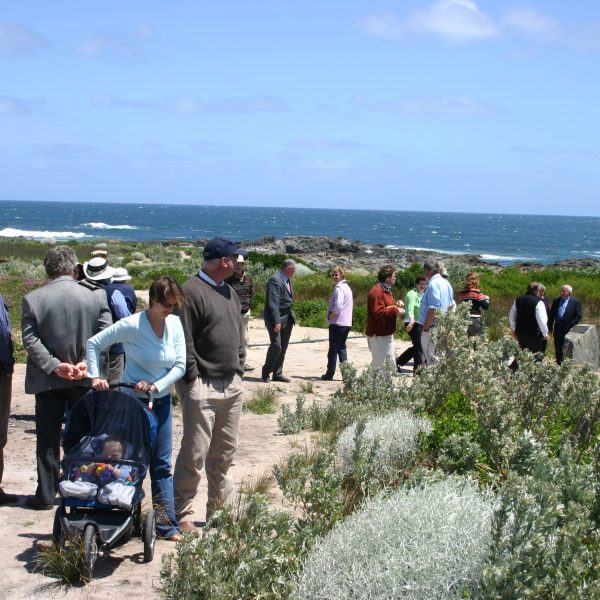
90, 249, 108, 258
112, 267, 132, 282
236, 254, 246, 263
83, 257, 116, 281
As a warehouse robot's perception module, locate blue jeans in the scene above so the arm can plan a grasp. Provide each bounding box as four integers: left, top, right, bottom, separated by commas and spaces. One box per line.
150, 394, 179, 538
325, 324, 351, 377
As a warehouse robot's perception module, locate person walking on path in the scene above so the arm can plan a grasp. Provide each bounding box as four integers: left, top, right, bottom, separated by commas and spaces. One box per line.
365, 265, 405, 369
262, 259, 296, 383
548, 284, 583, 364
22, 246, 111, 510
0, 275, 17, 505
396, 275, 427, 372
321, 266, 353, 380
225, 255, 254, 371
86, 275, 186, 542
418, 261, 454, 366
173, 237, 245, 534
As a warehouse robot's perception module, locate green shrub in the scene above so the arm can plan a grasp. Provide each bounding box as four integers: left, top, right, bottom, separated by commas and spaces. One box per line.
294, 299, 328, 328
479, 435, 600, 599
295, 476, 495, 600
160, 495, 298, 600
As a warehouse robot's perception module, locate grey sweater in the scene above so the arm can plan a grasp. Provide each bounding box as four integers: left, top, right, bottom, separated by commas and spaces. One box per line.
178, 275, 245, 382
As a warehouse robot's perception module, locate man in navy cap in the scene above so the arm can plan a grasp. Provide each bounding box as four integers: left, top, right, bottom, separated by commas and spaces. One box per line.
173, 237, 246, 534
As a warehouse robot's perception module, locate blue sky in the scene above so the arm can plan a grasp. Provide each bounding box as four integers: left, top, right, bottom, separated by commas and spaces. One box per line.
1, 1, 599, 215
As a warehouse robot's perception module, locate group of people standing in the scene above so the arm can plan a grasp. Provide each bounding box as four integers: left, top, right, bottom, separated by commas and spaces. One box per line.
0, 238, 248, 544
0, 244, 585, 527
509, 281, 583, 364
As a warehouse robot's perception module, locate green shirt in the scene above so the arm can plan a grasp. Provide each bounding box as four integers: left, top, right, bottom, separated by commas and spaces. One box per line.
404, 288, 422, 323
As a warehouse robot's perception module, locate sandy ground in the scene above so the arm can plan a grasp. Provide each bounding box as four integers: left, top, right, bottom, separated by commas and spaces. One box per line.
0, 319, 412, 599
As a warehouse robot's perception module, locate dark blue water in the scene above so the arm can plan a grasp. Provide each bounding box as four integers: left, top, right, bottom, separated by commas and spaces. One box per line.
1, 200, 599, 265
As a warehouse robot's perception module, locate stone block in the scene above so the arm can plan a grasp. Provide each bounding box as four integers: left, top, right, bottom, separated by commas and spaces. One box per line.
564, 324, 599, 369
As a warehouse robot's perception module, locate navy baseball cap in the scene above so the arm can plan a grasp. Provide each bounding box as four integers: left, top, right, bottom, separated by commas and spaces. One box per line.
203, 237, 247, 260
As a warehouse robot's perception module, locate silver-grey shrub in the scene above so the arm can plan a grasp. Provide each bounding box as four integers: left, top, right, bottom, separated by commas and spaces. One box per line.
295, 477, 494, 600
336, 410, 431, 481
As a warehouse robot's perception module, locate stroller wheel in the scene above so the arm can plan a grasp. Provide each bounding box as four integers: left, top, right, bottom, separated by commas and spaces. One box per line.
143, 508, 156, 563
82, 524, 99, 580
52, 506, 64, 546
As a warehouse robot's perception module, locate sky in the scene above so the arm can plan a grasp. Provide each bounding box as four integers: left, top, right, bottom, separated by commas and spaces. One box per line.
1, 1, 600, 216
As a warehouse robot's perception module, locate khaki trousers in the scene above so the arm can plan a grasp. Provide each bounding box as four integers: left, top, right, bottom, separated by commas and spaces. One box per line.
367, 334, 396, 369
173, 374, 243, 521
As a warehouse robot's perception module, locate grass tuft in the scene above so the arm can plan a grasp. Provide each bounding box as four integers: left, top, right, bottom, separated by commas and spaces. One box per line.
34, 538, 87, 585
245, 384, 280, 414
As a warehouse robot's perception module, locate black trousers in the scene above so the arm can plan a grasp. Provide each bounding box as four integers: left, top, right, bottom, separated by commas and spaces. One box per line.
397, 323, 424, 372
262, 321, 294, 379
553, 324, 570, 364
325, 324, 351, 377
34, 386, 88, 504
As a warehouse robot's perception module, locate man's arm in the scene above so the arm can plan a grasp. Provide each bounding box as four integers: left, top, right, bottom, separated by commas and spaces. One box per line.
547, 299, 557, 332
508, 302, 517, 332
422, 308, 436, 332
265, 276, 282, 326
110, 289, 130, 319
535, 302, 549, 338
569, 299, 583, 329
21, 297, 61, 375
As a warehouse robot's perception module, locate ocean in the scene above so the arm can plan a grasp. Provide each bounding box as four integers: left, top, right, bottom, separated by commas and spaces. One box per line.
1, 200, 599, 266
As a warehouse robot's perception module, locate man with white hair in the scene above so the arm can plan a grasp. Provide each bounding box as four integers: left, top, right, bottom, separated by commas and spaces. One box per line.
262, 259, 296, 382
418, 261, 454, 366
548, 284, 583, 364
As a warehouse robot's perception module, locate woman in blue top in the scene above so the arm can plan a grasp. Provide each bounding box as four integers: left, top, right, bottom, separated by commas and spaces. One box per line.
86, 275, 186, 542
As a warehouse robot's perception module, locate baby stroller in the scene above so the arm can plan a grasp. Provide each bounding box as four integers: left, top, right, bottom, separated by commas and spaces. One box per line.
53, 384, 158, 579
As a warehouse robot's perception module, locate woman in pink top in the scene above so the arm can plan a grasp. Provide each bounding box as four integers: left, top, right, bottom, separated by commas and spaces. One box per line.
321, 267, 354, 380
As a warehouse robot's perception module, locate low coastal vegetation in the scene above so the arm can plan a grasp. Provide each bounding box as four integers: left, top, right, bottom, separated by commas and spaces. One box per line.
160, 307, 600, 598
2, 238, 599, 597
2, 237, 600, 362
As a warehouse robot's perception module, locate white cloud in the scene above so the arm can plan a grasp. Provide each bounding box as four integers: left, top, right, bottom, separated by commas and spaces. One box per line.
78, 29, 144, 60
29, 143, 118, 161
303, 158, 350, 172
502, 7, 562, 39
354, 95, 499, 116
0, 22, 50, 57
361, 0, 497, 43
408, 0, 498, 42
93, 93, 288, 114
0, 96, 45, 115
360, 12, 405, 41
286, 138, 367, 150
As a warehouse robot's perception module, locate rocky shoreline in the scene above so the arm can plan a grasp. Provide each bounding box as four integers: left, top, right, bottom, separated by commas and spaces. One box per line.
168, 235, 600, 273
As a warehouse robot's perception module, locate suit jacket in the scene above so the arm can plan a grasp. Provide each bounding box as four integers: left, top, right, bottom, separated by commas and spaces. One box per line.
263, 270, 295, 329
22, 275, 112, 394
548, 295, 582, 332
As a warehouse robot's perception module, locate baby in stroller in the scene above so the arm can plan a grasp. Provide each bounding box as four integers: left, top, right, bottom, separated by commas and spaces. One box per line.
60, 436, 139, 509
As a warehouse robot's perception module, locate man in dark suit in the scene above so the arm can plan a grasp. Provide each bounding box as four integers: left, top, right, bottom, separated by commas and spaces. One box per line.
22, 246, 112, 509
548, 284, 583, 364
262, 259, 296, 383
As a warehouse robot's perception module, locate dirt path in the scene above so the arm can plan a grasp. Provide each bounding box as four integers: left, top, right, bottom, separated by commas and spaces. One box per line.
0, 320, 408, 599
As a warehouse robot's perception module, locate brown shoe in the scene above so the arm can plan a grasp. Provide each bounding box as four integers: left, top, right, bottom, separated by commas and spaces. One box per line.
179, 520, 200, 536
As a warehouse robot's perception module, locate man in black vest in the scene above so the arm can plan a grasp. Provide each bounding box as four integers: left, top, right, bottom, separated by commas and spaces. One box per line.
508, 282, 549, 354
548, 284, 583, 364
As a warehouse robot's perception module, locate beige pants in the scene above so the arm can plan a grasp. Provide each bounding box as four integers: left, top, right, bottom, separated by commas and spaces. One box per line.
367, 334, 396, 369
173, 374, 244, 521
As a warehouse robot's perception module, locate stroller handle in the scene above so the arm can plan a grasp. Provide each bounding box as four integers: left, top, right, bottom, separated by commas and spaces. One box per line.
109, 383, 154, 409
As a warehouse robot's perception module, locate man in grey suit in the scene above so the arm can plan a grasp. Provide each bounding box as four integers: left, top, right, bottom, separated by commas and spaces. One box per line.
22, 246, 112, 509
262, 259, 296, 383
